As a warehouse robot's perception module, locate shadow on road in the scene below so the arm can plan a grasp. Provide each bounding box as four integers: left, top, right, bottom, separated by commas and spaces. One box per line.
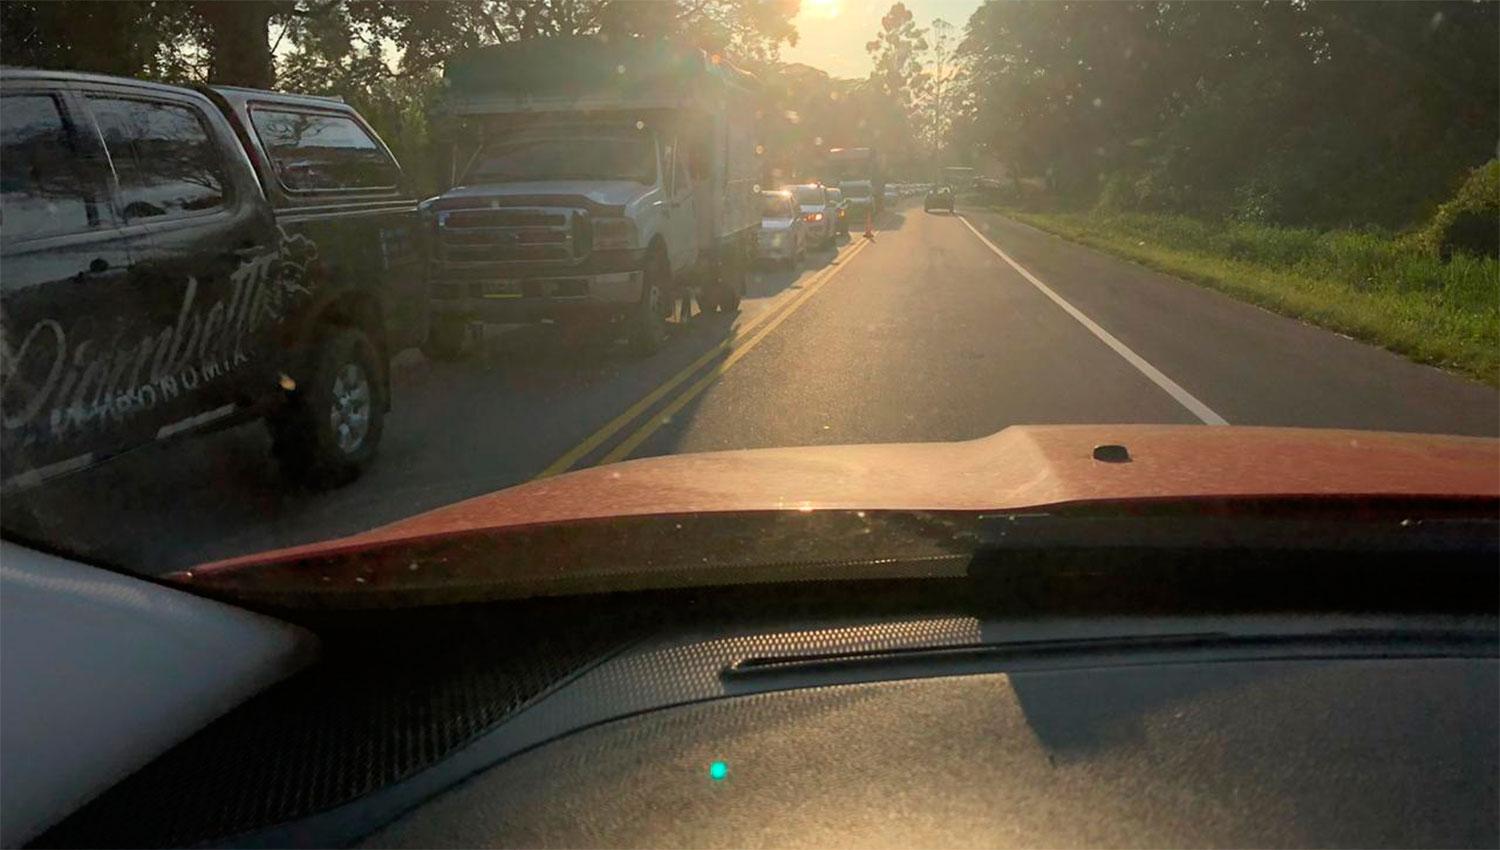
3, 249, 867, 573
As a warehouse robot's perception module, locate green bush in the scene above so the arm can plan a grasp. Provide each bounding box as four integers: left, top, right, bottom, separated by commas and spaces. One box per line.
1418, 160, 1500, 260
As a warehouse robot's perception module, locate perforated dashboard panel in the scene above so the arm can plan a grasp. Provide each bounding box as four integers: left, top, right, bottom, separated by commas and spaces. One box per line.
32, 606, 637, 849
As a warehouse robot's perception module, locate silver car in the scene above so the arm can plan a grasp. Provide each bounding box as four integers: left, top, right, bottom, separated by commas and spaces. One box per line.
757, 190, 805, 266
789, 183, 836, 249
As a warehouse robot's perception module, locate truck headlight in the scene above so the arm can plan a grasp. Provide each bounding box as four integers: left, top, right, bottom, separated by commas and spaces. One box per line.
593, 217, 638, 250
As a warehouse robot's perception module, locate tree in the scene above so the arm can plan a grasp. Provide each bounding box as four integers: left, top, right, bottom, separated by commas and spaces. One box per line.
951, 1, 1498, 226
921, 17, 956, 158
864, 3, 929, 165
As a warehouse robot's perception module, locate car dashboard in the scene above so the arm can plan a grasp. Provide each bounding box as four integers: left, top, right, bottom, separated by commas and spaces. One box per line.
22, 566, 1499, 849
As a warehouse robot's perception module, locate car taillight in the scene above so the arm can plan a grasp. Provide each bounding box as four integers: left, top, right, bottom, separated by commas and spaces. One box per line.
804, 212, 824, 222
593, 217, 638, 250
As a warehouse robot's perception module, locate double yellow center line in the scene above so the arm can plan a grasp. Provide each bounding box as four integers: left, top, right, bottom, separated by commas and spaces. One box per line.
535, 235, 875, 478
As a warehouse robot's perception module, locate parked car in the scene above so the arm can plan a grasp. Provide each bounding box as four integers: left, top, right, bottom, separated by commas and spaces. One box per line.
0, 69, 428, 496
756, 190, 805, 267
426, 38, 759, 357
826, 187, 849, 236
790, 183, 836, 249
924, 185, 955, 212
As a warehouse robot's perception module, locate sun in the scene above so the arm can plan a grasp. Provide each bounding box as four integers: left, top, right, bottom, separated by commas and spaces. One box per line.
802, 0, 840, 19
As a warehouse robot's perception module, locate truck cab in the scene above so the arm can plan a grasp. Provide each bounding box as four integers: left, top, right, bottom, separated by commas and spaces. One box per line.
425, 37, 760, 357
0, 69, 425, 499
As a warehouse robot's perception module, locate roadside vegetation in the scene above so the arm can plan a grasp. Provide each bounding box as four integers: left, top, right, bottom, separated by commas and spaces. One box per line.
953, 3, 1498, 384
1001, 195, 1499, 385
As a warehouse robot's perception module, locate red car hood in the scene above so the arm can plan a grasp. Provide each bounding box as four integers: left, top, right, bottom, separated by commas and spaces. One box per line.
176, 426, 1498, 599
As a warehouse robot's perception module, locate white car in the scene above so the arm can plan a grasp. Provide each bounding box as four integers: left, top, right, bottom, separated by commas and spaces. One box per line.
789, 183, 836, 249
757, 190, 805, 267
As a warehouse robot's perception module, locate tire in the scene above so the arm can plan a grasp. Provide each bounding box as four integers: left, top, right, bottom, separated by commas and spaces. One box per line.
697, 286, 720, 315
630, 250, 670, 355
270, 327, 384, 489
715, 251, 745, 313
422, 315, 470, 361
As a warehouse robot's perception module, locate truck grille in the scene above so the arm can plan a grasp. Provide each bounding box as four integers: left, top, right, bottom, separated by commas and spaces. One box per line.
438, 206, 589, 265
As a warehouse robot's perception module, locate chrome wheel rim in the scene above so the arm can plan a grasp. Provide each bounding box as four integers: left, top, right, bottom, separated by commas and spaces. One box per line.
329, 362, 371, 454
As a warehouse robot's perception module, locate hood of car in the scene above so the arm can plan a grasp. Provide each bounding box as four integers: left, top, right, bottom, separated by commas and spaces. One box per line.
439, 180, 653, 209
178, 426, 1497, 595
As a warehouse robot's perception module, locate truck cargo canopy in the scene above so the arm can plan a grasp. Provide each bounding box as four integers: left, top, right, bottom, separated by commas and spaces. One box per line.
443, 36, 758, 115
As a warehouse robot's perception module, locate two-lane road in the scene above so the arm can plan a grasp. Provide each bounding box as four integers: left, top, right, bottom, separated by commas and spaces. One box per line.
9, 201, 1495, 573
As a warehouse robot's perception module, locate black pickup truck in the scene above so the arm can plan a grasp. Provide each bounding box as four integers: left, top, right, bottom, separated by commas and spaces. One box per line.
0, 70, 427, 494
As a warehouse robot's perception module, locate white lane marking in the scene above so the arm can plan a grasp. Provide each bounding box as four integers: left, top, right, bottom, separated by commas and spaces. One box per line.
156, 403, 238, 440
958, 215, 1229, 426
0, 453, 95, 495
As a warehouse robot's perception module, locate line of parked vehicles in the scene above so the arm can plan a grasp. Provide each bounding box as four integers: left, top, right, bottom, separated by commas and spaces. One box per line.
0, 29, 975, 503
0, 37, 781, 497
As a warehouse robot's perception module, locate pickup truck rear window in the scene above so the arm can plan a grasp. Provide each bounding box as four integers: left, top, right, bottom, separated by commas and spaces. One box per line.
761, 195, 794, 217
88, 96, 228, 222
249, 109, 399, 193
0, 94, 99, 241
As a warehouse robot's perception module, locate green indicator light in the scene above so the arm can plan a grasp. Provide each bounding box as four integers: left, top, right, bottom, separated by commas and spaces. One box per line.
709, 761, 728, 781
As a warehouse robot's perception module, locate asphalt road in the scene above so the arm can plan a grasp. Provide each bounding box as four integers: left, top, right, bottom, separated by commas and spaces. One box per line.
8, 200, 1496, 573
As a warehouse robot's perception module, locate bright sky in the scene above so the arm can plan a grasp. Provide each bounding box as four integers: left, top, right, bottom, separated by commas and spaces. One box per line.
780, 0, 983, 79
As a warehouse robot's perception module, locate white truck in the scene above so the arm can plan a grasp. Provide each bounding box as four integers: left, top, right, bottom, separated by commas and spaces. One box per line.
425, 37, 761, 356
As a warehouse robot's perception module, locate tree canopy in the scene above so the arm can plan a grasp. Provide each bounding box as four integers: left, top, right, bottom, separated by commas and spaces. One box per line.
950, 1, 1500, 227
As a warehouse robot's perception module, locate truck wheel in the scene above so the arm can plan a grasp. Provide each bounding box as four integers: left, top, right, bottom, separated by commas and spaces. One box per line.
630, 252, 670, 355
422, 316, 470, 361
697, 286, 720, 315
270, 327, 385, 489
717, 253, 745, 313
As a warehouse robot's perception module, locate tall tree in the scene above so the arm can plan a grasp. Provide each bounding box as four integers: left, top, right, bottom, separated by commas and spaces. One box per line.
864, 3, 929, 164
922, 17, 956, 158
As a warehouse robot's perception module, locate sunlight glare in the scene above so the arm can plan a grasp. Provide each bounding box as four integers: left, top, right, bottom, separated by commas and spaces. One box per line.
803, 0, 840, 20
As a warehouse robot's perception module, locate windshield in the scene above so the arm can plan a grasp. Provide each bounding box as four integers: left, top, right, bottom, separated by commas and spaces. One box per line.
761, 193, 794, 217
466, 136, 656, 184
792, 185, 825, 205
0, 0, 1496, 603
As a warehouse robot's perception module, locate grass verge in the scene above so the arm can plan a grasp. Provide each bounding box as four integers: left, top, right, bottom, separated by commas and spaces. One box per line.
994, 209, 1498, 385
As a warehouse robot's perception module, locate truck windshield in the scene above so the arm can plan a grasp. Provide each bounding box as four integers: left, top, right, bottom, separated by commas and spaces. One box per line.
467, 137, 656, 185
792, 186, 824, 205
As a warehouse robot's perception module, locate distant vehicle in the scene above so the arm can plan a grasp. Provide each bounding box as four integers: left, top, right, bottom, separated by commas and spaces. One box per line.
0, 69, 428, 494
840, 180, 876, 228
925, 185, 955, 213
826, 187, 849, 236
789, 183, 836, 249
822, 146, 885, 214
427, 36, 761, 356
756, 190, 805, 267
941, 166, 976, 193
